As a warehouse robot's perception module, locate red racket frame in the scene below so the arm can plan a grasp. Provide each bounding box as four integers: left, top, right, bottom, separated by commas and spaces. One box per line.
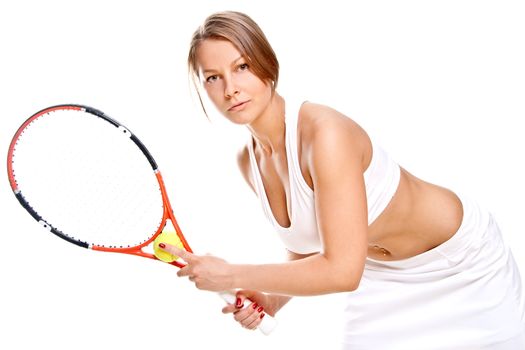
7, 104, 192, 267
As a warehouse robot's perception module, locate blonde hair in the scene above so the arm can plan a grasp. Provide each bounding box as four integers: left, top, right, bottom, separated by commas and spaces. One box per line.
188, 11, 279, 116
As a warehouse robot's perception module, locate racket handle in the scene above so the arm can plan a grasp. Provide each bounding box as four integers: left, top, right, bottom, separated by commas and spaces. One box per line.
217, 291, 277, 335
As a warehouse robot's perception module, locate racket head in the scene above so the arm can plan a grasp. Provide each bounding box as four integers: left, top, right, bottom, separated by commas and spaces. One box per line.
7, 104, 190, 261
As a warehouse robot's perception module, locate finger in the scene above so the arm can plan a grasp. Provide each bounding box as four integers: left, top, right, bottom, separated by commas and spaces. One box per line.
234, 309, 255, 324
159, 243, 196, 262
177, 265, 192, 278
222, 294, 245, 314
233, 295, 245, 309
222, 304, 237, 314
236, 303, 264, 330
233, 302, 260, 323
235, 292, 249, 306
245, 303, 265, 329
251, 302, 265, 316
245, 313, 264, 330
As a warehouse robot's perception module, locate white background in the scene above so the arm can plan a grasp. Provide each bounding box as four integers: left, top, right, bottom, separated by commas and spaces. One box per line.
1, 1, 524, 349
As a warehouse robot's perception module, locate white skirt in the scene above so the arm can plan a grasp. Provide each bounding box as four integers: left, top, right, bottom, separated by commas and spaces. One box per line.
343, 195, 525, 349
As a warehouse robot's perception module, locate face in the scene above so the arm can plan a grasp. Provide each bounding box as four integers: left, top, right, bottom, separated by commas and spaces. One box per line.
196, 39, 273, 125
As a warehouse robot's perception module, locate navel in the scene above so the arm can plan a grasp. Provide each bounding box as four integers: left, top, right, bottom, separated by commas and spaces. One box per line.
371, 244, 390, 257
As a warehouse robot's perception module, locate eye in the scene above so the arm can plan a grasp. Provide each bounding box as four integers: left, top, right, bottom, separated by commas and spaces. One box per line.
238, 63, 249, 71
205, 75, 218, 84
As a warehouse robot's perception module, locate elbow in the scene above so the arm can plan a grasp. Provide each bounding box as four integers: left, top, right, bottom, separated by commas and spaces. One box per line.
346, 278, 361, 292
317, 254, 364, 293
336, 276, 361, 292
329, 269, 362, 292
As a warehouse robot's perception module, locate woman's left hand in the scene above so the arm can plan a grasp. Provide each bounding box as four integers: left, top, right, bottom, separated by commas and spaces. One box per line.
159, 243, 234, 291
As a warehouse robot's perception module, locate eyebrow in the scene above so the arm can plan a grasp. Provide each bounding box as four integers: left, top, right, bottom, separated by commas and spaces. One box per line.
202, 56, 244, 74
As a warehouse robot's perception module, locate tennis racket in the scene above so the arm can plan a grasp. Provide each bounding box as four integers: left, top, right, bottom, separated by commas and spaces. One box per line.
7, 104, 276, 335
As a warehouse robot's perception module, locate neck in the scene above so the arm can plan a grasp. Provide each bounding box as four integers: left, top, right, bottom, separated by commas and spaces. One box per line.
248, 93, 286, 156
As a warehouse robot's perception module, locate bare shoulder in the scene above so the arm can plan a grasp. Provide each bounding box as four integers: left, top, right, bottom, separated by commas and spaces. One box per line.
236, 144, 256, 193
297, 102, 371, 160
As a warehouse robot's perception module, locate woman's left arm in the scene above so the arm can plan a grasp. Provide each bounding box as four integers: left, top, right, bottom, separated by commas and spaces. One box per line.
163, 109, 369, 296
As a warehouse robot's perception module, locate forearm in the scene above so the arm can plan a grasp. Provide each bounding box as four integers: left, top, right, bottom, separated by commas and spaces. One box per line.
264, 251, 310, 313
230, 253, 363, 296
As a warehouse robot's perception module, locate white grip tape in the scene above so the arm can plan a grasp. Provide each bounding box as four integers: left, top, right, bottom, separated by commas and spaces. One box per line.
217, 291, 277, 335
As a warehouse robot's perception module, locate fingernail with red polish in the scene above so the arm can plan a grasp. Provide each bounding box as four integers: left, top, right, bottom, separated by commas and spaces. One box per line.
159, 243, 165, 248
236, 298, 243, 308
252, 303, 258, 309
260, 313, 265, 319
257, 306, 264, 313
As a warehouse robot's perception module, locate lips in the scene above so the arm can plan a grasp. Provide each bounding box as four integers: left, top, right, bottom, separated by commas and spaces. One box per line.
228, 100, 249, 111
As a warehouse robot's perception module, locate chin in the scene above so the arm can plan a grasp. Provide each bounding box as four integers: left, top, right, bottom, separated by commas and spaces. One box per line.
224, 104, 258, 125
225, 112, 255, 125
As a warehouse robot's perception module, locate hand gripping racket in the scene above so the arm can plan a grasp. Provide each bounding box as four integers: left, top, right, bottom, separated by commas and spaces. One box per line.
7, 104, 276, 335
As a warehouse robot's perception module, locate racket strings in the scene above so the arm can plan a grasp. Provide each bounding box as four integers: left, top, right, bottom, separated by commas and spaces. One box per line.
11, 109, 164, 248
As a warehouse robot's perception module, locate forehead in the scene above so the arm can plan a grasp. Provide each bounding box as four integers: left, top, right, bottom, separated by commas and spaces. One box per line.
196, 39, 243, 69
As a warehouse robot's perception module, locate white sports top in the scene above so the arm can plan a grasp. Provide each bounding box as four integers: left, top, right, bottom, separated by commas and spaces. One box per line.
247, 101, 401, 254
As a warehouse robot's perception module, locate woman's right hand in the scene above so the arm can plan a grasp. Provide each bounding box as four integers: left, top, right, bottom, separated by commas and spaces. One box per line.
222, 290, 288, 330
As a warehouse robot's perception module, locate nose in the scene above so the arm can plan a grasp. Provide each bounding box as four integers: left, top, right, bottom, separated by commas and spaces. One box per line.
224, 76, 239, 98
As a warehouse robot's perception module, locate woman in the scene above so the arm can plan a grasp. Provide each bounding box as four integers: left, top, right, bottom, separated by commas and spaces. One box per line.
161, 11, 525, 349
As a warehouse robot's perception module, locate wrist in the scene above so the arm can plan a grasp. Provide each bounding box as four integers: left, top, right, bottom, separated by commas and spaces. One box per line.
274, 295, 292, 312
265, 294, 291, 316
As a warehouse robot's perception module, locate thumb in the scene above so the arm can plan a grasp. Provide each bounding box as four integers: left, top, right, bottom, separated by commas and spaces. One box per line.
235, 290, 260, 307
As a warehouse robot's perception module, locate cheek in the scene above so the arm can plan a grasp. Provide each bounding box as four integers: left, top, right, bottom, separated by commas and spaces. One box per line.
203, 84, 224, 106
255, 80, 273, 103
242, 75, 272, 102
246, 74, 268, 93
